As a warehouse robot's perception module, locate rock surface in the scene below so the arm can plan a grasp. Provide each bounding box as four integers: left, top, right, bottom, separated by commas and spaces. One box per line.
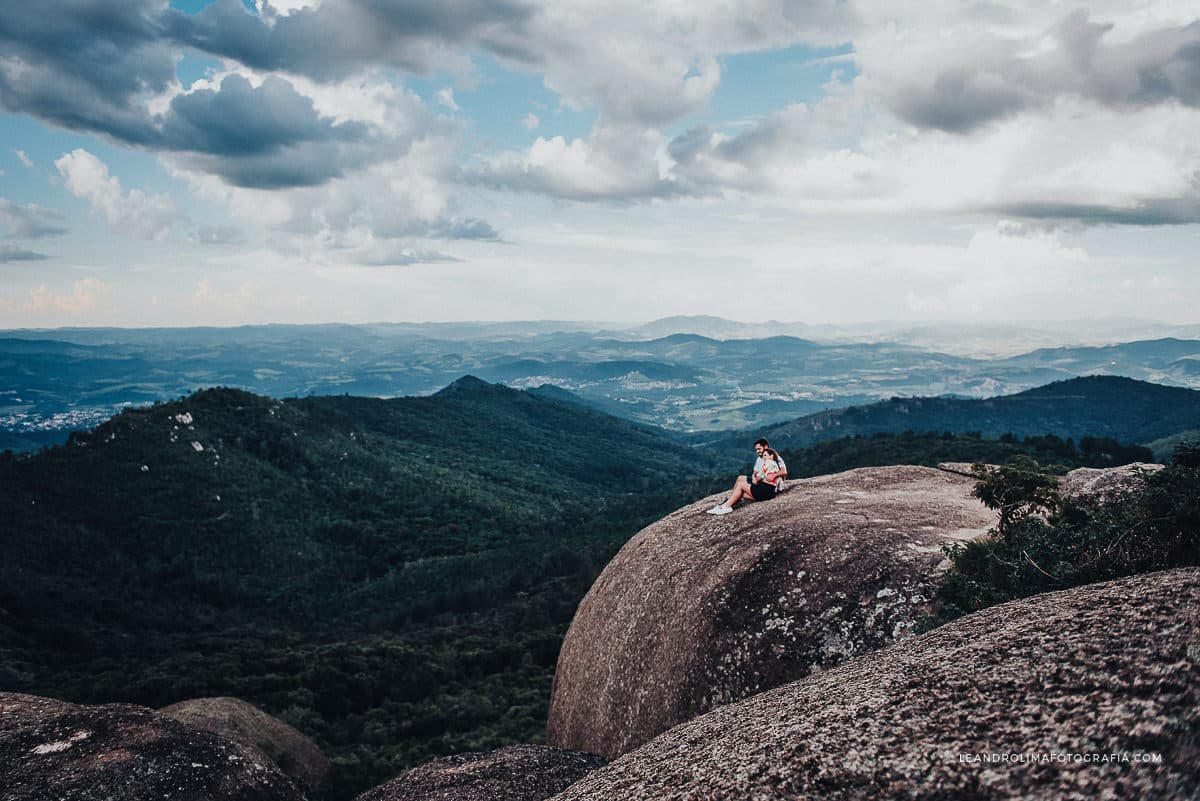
354, 744, 606, 801
0, 692, 304, 801
553, 568, 1200, 801
547, 465, 997, 759
1062, 462, 1164, 506
159, 696, 331, 793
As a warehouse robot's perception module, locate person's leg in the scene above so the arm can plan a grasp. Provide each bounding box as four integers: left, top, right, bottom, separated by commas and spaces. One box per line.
724, 481, 754, 508
709, 475, 754, 513
722, 475, 748, 504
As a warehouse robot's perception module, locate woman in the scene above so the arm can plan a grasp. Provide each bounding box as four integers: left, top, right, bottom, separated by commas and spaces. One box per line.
706, 447, 783, 515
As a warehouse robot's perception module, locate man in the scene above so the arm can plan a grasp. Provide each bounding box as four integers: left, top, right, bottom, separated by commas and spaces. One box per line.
706, 437, 787, 515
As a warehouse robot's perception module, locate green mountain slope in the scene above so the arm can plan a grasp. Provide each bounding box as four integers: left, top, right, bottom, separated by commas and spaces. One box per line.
0, 379, 731, 798
747, 376, 1200, 450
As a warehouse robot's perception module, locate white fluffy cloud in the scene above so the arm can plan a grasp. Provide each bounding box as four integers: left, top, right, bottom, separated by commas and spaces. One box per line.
54, 150, 177, 239
0, 278, 111, 314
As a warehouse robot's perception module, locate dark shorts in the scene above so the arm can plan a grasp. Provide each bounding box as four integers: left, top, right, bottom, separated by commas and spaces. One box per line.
751, 481, 777, 502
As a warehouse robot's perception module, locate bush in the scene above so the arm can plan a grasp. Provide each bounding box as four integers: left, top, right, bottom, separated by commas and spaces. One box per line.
934, 447, 1200, 623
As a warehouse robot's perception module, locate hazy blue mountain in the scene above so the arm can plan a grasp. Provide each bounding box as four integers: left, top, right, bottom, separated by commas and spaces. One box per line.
4, 324, 1200, 450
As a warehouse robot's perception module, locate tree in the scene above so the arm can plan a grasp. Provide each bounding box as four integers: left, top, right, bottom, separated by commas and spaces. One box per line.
970, 456, 1060, 540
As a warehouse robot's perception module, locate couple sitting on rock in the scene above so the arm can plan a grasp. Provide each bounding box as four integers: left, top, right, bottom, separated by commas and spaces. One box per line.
706, 437, 787, 515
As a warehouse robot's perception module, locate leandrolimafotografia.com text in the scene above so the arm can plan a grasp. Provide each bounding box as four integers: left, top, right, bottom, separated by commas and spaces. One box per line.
956, 751, 1163, 765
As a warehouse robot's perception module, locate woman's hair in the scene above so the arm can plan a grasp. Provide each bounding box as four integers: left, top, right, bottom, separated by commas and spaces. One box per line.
765, 447, 781, 462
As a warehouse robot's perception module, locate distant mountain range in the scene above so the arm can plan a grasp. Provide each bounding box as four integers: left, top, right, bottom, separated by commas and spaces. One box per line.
735, 376, 1200, 457
2, 321, 1199, 448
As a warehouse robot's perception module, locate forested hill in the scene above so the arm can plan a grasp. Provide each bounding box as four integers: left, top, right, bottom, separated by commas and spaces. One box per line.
745, 376, 1200, 451
0, 377, 722, 623
0, 377, 734, 796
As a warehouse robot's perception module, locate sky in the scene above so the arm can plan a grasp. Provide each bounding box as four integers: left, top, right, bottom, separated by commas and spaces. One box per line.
0, 0, 1198, 328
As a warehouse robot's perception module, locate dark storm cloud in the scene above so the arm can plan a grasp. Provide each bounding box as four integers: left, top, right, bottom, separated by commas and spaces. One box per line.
161, 75, 369, 156
0, 0, 173, 144
0, 1, 474, 189
168, 0, 535, 81
0, 199, 69, 239
891, 69, 1034, 133
888, 13, 1200, 134
158, 74, 384, 188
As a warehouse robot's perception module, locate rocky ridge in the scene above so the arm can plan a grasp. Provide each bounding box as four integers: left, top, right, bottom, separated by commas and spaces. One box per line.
0, 692, 304, 801
354, 744, 606, 801
552, 568, 1200, 801
547, 465, 998, 759
159, 696, 331, 793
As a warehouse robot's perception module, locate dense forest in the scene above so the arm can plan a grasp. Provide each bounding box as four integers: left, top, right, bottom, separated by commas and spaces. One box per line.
753, 375, 1200, 452
0, 379, 1180, 799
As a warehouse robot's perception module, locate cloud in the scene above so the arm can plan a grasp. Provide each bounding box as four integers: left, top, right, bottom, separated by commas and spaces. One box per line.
6, 278, 110, 313
990, 198, 1200, 227
866, 10, 1200, 134
466, 122, 682, 201
168, 0, 533, 80
0, 1, 176, 144
0, 199, 68, 238
189, 224, 246, 245
14, 150, 33, 168
425, 217, 500, 240
0, 4, 437, 189
354, 246, 460, 266
54, 149, 176, 239
435, 88, 459, 111
505, 1, 856, 127
522, 112, 539, 130
159, 74, 383, 188
0, 244, 49, 262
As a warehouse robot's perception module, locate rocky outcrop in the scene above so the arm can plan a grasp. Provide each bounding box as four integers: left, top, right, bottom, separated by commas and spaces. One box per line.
554, 568, 1200, 801
547, 465, 997, 759
1062, 463, 1164, 507
159, 696, 330, 793
354, 744, 606, 801
0, 693, 304, 801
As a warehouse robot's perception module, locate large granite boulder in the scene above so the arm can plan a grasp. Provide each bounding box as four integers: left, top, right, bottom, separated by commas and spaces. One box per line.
547, 465, 997, 759
554, 568, 1200, 801
0, 693, 304, 801
1062, 463, 1164, 507
159, 696, 330, 793
354, 744, 606, 801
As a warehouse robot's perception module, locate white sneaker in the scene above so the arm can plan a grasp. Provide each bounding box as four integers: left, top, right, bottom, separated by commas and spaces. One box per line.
706, 505, 732, 515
